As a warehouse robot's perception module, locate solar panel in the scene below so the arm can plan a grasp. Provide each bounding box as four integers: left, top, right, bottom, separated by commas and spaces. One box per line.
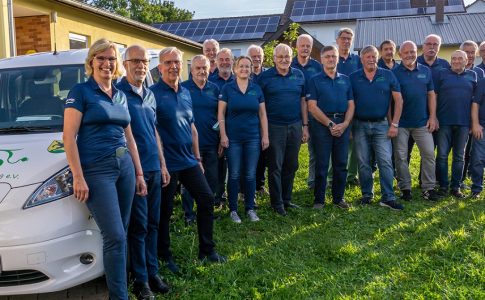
290, 0, 465, 22
153, 15, 280, 43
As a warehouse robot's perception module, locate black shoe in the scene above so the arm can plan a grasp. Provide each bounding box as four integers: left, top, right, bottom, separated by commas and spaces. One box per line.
360, 196, 372, 205
274, 206, 287, 216
422, 189, 440, 201
347, 178, 360, 186
164, 258, 179, 274
284, 202, 301, 209
437, 188, 448, 197
133, 281, 155, 300
469, 191, 481, 199
198, 252, 227, 263
379, 200, 404, 210
400, 189, 412, 201
450, 189, 466, 199
334, 200, 351, 209
148, 275, 170, 294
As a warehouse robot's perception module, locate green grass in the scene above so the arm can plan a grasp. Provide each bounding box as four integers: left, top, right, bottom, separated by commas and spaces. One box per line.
146, 145, 485, 300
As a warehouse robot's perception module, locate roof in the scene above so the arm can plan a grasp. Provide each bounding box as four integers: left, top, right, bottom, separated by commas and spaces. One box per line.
354, 12, 485, 50
50, 0, 202, 49
152, 15, 281, 43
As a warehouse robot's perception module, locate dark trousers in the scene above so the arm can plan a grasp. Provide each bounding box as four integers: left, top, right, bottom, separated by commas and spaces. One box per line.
129, 171, 161, 283
158, 165, 215, 260
311, 117, 349, 204
267, 122, 302, 209
463, 134, 472, 181
256, 149, 267, 190
215, 155, 227, 204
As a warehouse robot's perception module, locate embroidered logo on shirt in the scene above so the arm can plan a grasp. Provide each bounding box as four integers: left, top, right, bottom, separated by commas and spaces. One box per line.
65, 98, 75, 105
417, 74, 427, 79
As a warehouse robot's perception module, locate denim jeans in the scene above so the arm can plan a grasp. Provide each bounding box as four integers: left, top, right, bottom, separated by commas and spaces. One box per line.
129, 171, 161, 283
182, 147, 219, 220
436, 125, 469, 190
83, 151, 135, 300
226, 138, 260, 212
310, 117, 349, 204
267, 122, 302, 209
470, 136, 485, 193
158, 165, 215, 260
352, 119, 396, 201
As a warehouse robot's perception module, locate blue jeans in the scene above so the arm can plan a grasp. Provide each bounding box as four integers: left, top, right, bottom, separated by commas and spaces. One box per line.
353, 119, 396, 201
182, 147, 219, 220
83, 151, 135, 300
226, 139, 260, 212
129, 171, 161, 283
311, 117, 349, 204
469, 136, 485, 193
436, 125, 469, 190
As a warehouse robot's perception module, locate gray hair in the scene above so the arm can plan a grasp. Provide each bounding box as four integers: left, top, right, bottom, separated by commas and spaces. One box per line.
247, 44, 263, 56
424, 34, 442, 45
399, 40, 417, 52
216, 48, 233, 60
360, 45, 379, 57
297, 34, 314, 45
337, 28, 354, 38
460, 40, 479, 51
191, 54, 210, 70
203, 39, 219, 49
159, 47, 183, 62
123, 44, 147, 61
273, 43, 293, 57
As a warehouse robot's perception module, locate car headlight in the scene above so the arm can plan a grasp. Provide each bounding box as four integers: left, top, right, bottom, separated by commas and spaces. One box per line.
24, 167, 73, 209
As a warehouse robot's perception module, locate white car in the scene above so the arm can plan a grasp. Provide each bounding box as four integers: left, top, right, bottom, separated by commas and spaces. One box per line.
0, 49, 159, 295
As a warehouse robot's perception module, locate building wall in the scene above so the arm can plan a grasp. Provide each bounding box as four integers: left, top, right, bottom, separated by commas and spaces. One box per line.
220, 41, 262, 57
15, 15, 51, 55
0, 0, 12, 57
300, 21, 358, 51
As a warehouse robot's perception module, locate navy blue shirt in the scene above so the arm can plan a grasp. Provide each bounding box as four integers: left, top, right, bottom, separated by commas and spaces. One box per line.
349, 67, 401, 120
250, 67, 268, 83
338, 53, 362, 76
471, 66, 485, 80
209, 72, 235, 90
478, 62, 485, 73
117, 78, 160, 172
219, 80, 264, 141
392, 63, 434, 128
65, 76, 130, 165
473, 78, 485, 126
291, 57, 322, 82
181, 79, 220, 150
150, 80, 198, 172
257, 67, 305, 125
306, 71, 353, 113
436, 68, 477, 126
416, 55, 450, 87
377, 58, 399, 70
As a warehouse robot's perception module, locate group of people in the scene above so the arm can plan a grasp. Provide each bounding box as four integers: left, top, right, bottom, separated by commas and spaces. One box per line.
62, 26, 485, 299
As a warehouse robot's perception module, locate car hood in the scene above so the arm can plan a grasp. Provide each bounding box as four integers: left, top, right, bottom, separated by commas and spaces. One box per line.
0, 132, 67, 188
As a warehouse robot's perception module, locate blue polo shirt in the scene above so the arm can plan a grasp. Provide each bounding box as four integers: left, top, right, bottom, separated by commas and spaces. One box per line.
377, 58, 399, 70
306, 71, 353, 113
250, 67, 268, 83
65, 76, 130, 165
116, 78, 160, 172
349, 67, 401, 120
291, 57, 322, 81
416, 55, 450, 87
478, 62, 485, 73
209, 72, 235, 90
257, 67, 305, 125
473, 78, 485, 126
150, 80, 198, 172
181, 79, 220, 150
471, 66, 485, 80
338, 53, 362, 76
219, 80, 264, 141
392, 63, 434, 128
436, 68, 477, 126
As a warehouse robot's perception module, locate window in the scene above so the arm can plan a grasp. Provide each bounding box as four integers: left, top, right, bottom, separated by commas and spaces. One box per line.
69, 33, 88, 49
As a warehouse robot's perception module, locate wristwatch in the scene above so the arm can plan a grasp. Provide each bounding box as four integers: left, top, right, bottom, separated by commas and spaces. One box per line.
328, 121, 335, 129
391, 122, 399, 128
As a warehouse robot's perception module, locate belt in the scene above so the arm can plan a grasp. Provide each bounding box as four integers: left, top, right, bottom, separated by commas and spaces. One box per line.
114, 147, 128, 158
355, 117, 387, 122
325, 112, 345, 118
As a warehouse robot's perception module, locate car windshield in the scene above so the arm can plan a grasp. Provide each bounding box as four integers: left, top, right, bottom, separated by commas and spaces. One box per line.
0, 64, 87, 132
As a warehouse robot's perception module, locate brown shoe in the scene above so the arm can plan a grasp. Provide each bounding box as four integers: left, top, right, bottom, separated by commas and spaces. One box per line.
334, 200, 351, 209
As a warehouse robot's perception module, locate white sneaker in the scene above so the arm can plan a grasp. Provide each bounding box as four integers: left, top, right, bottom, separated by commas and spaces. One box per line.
230, 211, 241, 223
247, 209, 260, 222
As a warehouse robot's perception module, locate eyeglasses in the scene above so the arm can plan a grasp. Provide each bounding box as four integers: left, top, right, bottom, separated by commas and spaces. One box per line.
275, 55, 291, 61
94, 56, 117, 63
162, 60, 182, 66
125, 59, 149, 65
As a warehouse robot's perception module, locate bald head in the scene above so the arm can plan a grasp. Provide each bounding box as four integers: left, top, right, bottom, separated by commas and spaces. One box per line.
399, 41, 417, 69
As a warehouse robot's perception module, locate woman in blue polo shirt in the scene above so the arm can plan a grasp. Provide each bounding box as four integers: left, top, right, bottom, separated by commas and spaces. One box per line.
63, 39, 146, 300
218, 56, 269, 223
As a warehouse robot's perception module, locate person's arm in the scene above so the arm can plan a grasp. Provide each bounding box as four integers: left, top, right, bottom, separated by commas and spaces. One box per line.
300, 96, 309, 143
259, 103, 269, 150
471, 102, 483, 140
155, 131, 170, 187
426, 90, 438, 132
307, 100, 331, 127
63, 108, 89, 202
332, 100, 355, 137
218, 100, 229, 148
191, 123, 204, 173
125, 125, 147, 196
388, 91, 403, 138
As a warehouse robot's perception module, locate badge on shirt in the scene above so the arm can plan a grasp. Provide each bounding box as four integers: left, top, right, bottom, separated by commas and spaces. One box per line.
65, 98, 75, 105
417, 74, 427, 79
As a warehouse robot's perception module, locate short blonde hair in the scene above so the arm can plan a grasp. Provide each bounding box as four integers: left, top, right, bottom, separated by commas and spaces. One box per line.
85, 38, 123, 79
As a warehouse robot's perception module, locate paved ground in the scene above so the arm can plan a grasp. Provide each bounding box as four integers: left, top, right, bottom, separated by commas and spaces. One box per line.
0, 277, 108, 300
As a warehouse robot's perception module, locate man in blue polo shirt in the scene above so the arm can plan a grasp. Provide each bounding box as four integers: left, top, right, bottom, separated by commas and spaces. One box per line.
470, 78, 485, 198
392, 41, 440, 202
290, 34, 322, 190
151, 47, 226, 273
307, 45, 354, 210
180, 55, 220, 226
259, 43, 309, 216
118, 45, 170, 299
203, 39, 220, 77
435, 50, 477, 198
417, 34, 450, 87
378, 40, 399, 70
349, 45, 404, 210
479, 42, 485, 72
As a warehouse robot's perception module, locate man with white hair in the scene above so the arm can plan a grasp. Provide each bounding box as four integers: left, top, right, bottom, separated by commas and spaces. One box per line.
477, 41, 485, 73
203, 39, 220, 76
417, 34, 450, 86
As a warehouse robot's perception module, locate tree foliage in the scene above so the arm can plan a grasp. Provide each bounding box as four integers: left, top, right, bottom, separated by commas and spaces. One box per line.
262, 22, 301, 67
78, 0, 193, 24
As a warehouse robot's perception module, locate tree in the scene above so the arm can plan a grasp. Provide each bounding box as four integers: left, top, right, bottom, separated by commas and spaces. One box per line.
77, 0, 194, 24
262, 22, 301, 67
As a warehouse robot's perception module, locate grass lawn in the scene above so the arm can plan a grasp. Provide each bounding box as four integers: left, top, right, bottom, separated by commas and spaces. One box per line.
149, 144, 485, 300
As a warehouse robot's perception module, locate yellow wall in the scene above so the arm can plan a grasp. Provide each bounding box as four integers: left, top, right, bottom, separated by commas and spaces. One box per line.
0, 0, 12, 58
7, 0, 201, 78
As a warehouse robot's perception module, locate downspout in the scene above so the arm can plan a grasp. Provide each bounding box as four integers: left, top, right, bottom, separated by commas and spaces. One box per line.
7, 0, 15, 56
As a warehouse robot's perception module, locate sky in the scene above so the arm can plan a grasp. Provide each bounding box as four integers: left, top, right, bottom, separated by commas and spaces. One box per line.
173, 0, 476, 19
